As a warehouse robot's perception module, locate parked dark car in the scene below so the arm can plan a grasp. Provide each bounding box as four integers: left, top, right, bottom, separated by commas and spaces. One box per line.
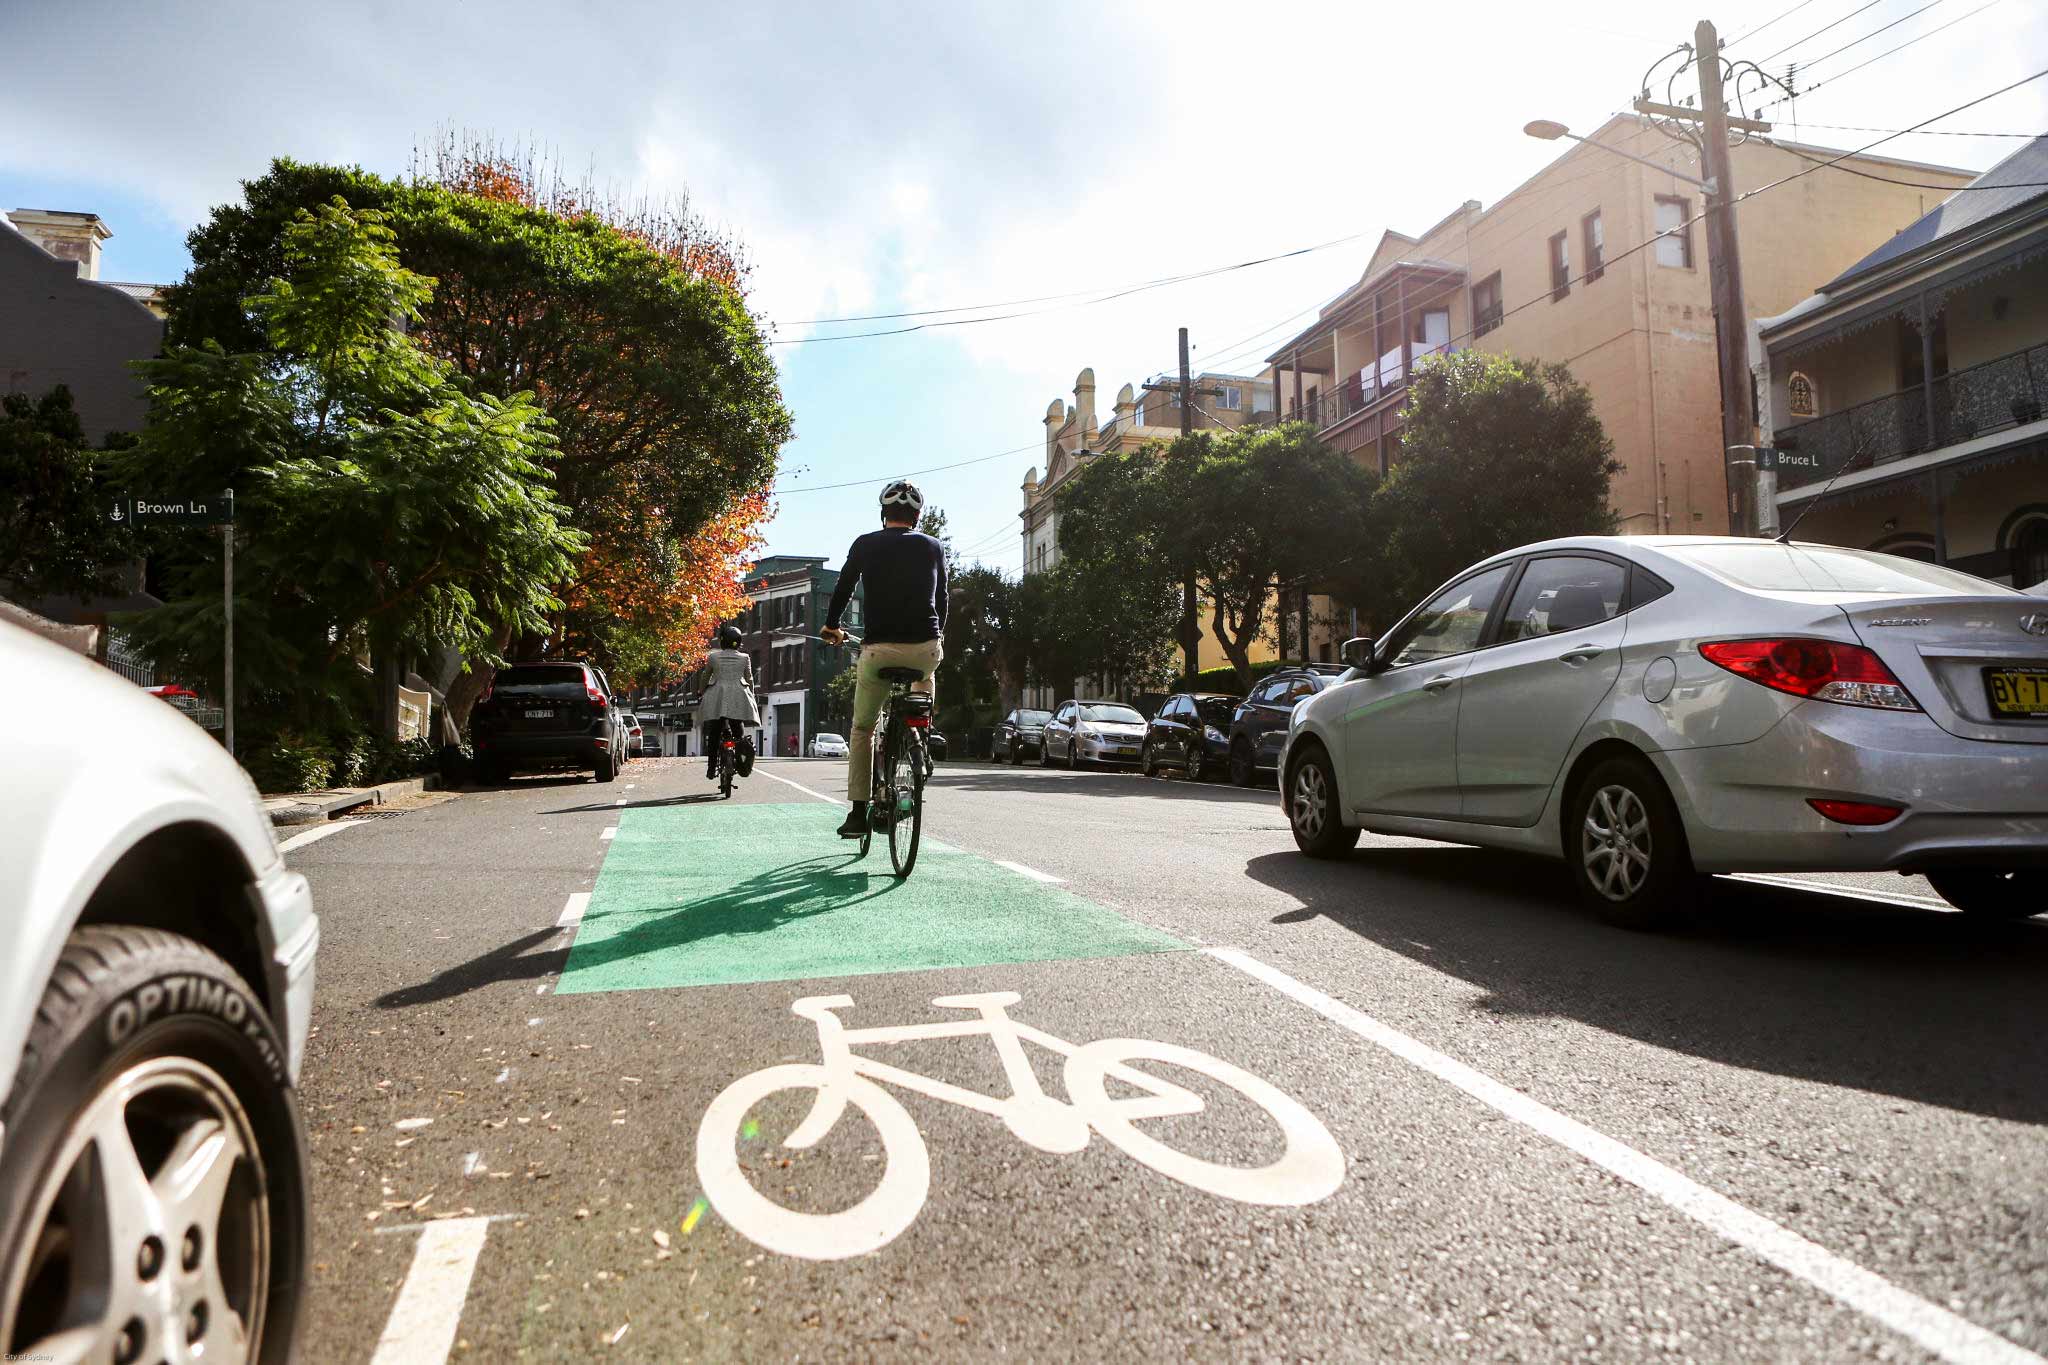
1228, 665, 1347, 786
471, 661, 624, 783
995, 708, 1052, 764
1141, 692, 1242, 781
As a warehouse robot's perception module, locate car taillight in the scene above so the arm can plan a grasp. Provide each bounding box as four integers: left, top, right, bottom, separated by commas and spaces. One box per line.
904, 715, 930, 729
1698, 638, 1918, 711
1808, 798, 1904, 826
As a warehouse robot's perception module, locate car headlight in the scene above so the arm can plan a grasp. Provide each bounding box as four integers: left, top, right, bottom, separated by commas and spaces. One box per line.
1205, 726, 1224, 741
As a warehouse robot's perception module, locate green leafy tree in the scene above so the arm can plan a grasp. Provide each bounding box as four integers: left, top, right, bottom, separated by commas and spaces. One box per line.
1160, 423, 1374, 690
119, 199, 583, 739
0, 386, 143, 603
165, 157, 790, 722
1043, 447, 1183, 697
1356, 351, 1619, 623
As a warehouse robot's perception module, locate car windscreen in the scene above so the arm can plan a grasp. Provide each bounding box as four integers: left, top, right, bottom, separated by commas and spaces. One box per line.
815, 733, 844, 743
1195, 698, 1238, 726
1080, 704, 1144, 724
490, 665, 588, 699
1018, 711, 1051, 725
1675, 544, 2016, 597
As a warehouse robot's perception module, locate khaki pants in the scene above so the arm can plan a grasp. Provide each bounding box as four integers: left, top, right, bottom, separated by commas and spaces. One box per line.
847, 638, 943, 800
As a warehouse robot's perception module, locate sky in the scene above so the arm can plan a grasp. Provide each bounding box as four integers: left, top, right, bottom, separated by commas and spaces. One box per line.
4, 0, 2044, 576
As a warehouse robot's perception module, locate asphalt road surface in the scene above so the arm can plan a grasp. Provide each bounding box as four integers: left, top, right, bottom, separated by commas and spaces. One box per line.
283, 755, 2047, 1362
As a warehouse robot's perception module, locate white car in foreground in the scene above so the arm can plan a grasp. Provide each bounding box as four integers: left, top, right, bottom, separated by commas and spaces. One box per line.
809, 732, 850, 758
1282, 537, 2048, 927
0, 621, 316, 1362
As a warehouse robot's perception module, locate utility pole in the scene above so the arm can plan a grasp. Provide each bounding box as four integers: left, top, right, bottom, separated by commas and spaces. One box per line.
1696, 19, 1759, 534
1177, 327, 1200, 688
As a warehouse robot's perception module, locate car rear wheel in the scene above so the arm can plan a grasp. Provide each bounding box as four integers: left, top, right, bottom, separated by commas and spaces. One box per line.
0, 927, 308, 1365
594, 751, 617, 783
1566, 757, 1701, 929
1926, 870, 2046, 919
1287, 748, 1359, 859
1228, 740, 1254, 788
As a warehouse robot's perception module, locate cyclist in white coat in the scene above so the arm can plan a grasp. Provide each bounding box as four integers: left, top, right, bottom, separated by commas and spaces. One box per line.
698, 624, 760, 780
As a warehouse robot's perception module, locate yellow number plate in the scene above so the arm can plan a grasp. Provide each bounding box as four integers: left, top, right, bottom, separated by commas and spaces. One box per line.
1984, 668, 2048, 718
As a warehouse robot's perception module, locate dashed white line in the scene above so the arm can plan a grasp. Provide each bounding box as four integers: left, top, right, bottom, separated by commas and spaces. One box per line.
600, 826, 617, 841
613, 797, 626, 806
277, 820, 362, 853
555, 893, 590, 928
756, 768, 841, 804
1206, 946, 2042, 1365
1723, 872, 1955, 910
994, 859, 1064, 884
368, 1215, 493, 1365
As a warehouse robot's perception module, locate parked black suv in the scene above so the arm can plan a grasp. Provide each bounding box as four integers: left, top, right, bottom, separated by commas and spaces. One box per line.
1227, 664, 1347, 787
1141, 692, 1242, 781
471, 661, 624, 783
994, 708, 1051, 764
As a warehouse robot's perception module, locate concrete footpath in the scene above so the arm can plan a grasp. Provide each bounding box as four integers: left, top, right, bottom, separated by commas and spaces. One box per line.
262, 773, 442, 825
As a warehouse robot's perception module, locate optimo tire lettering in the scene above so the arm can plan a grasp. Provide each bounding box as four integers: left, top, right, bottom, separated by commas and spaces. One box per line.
105, 974, 283, 1081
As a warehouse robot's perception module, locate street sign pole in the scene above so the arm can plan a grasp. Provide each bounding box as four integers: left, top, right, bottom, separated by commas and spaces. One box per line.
223, 521, 234, 759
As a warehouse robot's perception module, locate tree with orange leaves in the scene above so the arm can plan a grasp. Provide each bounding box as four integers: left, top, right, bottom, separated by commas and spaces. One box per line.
169, 143, 790, 724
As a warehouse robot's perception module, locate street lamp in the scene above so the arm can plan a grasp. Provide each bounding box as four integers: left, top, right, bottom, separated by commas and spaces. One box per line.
1522, 119, 1714, 195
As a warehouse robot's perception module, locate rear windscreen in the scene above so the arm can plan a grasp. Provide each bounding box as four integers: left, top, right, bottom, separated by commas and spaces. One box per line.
1676, 544, 2016, 597
492, 665, 588, 700
1196, 698, 1238, 725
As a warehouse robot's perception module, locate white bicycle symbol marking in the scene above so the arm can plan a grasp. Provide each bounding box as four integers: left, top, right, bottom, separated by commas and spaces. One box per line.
695, 991, 1346, 1260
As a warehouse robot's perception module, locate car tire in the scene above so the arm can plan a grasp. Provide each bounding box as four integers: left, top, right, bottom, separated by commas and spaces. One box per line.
1037, 740, 1051, 768
1140, 743, 1157, 778
1011, 743, 1023, 767
1925, 870, 2046, 919
1186, 748, 1204, 783
0, 926, 309, 1365
1287, 746, 1359, 859
594, 752, 617, 783
1228, 740, 1255, 788
1566, 757, 1701, 929
1064, 742, 1077, 771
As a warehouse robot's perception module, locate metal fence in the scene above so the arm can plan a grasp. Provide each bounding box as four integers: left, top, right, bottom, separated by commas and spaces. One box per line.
1775, 341, 2048, 490
103, 630, 155, 687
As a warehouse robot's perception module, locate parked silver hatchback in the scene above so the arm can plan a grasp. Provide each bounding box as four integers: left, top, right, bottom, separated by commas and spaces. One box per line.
1280, 536, 2048, 927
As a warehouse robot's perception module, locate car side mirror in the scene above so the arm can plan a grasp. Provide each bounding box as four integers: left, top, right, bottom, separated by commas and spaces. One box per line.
1340, 636, 1378, 672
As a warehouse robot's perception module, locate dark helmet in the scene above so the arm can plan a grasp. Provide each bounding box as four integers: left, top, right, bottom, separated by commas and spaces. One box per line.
718, 624, 743, 649
879, 478, 925, 522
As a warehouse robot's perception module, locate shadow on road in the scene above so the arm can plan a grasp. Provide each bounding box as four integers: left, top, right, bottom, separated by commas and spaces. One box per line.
372, 854, 904, 1007
373, 927, 569, 1009
539, 792, 727, 814
1243, 846, 2048, 1122
928, 764, 1279, 804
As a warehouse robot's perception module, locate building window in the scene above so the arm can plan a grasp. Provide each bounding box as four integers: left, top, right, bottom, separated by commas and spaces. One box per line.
1654, 196, 1693, 269
1582, 210, 1604, 283
1548, 231, 1570, 302
1472, 272, 1503, 337
1218, 384, 1242, 410
1411, 307, 1450, 360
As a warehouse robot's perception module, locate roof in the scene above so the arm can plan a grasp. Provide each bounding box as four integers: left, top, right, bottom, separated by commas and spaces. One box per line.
1821, 133, 2048, 290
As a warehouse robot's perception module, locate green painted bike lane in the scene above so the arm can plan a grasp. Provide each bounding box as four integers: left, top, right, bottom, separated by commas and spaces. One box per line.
554, 802, 1185, 994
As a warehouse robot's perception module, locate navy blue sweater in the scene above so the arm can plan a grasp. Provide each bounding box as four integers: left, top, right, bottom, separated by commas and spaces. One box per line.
826, 527, 949, 644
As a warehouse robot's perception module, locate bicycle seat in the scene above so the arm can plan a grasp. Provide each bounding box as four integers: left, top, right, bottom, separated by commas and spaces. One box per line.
878, 666, 927, 684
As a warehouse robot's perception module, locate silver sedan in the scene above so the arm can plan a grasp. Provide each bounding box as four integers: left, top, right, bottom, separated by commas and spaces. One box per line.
1280, 536, 2048, 927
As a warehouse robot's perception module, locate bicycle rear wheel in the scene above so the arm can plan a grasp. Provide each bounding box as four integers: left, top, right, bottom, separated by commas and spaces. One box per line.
887, 728, 923, 878
720, 754, 734, 799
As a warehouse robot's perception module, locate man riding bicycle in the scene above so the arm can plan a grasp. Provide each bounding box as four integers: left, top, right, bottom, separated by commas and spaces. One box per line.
699, 623, 759, 780
820, 479, 947, 838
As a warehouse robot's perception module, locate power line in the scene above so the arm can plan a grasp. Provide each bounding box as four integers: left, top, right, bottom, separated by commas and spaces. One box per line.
1759, 0, 1884, 63
1728, 0, 1827, 47
1792, 0, 1951, 74
1782, 119, 2035, 136
1767, 138, 2048, 188
1760, 0, 2003, 110
771, 230, 1368, 344
773, 439, 1043, 494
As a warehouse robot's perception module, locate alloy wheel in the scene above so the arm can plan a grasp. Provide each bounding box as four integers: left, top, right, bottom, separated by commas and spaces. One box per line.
1581, 784, 1652, 902
1291, 763, 1328, 840
4, 1057, 268, 1365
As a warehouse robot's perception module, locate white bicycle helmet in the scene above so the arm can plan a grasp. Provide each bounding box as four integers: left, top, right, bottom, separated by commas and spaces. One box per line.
879, 479, 925, 522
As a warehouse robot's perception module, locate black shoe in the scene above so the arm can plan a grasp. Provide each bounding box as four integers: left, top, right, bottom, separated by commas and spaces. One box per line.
837, 805, 868, 838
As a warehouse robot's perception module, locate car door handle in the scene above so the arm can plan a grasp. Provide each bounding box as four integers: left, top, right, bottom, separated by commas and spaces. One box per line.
1422, 674, 1457, 693
1557, 645, 1605, 665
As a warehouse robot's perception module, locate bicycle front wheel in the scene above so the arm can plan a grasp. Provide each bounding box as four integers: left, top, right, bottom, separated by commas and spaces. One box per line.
721, 755, 734, 799
886, 730, 923, 878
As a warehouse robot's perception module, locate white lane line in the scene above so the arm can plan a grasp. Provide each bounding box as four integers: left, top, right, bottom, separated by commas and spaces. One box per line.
613, 797, 626, 806
1723, 872, 1955, 911
368, 1215, 493, 1365
277, 820, 361, 853
373, 1211, 527, 1236
1206, 946, 2043, 1365
756, 768, 840, 804
555, 893, 590, 928
994, 859, 1065, 884
600, 826, 617, 841
625, 783, 636, 790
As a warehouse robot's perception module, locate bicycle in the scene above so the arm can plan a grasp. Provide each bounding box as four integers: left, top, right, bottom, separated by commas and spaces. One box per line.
695, 990, 1345, 1261
776, 631, 928, 878
707, 719, 743, 799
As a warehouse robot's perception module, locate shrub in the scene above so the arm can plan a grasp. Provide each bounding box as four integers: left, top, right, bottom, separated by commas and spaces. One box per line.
244, 731, 337, 794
